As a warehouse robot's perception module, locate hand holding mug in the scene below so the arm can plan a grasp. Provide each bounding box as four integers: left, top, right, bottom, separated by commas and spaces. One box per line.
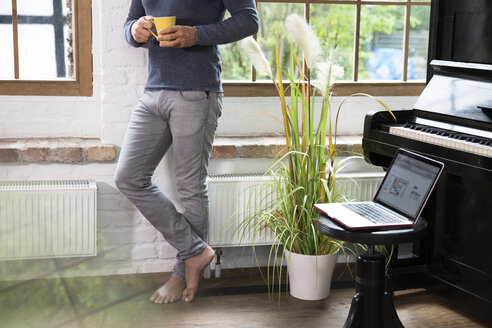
131, 16, 155, 43
156, 25, 197, 48
131, 15, 195, 48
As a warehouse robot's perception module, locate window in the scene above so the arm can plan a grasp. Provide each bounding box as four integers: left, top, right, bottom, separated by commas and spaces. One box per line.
222, 0, 430, 97
0, 0, 92, 96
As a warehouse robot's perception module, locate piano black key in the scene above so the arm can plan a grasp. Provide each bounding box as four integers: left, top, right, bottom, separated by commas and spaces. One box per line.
387, 124, 492, 159
409, 125, 492, 145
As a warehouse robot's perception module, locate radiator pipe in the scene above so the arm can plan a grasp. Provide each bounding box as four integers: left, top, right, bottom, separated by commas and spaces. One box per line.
215, 248, 222, 278
204, 265, 211, 279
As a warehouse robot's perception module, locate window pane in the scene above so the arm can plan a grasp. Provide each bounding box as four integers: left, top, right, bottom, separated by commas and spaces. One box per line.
16, 0, 74, 80
0, 1, 12, 15
221, 42, 251, 80
256, 2, 304, 80
17, 0, 53, 16
221, 11, 251, 80
18, 24, 57, 79
0, 1, 14, 79
311, 4, 355, 80
62, 0, 69, 15
359, 5, 405, 80
408, 5, 430, 80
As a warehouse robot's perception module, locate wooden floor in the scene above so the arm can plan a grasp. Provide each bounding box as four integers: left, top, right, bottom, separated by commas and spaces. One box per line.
0, 268, 490, 328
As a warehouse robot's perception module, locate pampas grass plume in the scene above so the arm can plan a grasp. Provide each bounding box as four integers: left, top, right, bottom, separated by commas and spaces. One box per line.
240, 36, 273, 79
313, 59, 344, 98
285, 13, 321, 68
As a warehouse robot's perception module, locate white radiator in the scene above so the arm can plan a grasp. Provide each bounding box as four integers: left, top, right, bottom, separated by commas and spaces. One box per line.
0, 180, 97, 260
335, 172, 386, 202
207, 174, 276, 247
207, 172, 385, 247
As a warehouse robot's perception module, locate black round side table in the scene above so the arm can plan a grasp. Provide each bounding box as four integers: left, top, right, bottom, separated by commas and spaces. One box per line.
317, 214, 428, 328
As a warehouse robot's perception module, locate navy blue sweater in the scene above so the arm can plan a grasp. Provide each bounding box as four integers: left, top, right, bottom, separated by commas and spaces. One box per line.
124, 0, 259, 92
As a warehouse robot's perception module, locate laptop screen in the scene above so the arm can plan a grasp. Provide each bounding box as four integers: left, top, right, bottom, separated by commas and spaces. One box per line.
374, 151, 442, 218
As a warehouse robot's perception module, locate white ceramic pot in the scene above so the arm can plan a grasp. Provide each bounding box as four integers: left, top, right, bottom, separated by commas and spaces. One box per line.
284, 250, 338, 300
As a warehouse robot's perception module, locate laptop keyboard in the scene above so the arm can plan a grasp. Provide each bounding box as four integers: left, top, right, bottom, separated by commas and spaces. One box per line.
343, 203, 408, 224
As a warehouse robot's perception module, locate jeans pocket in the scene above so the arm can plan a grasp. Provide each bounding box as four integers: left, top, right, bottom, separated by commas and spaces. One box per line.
179, 91, 208, 102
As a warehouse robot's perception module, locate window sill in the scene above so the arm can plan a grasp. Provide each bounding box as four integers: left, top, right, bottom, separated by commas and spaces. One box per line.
0, 136, 362, 163
223, 81, 425, 97
0, 80, 92, 97
0, 138, 116, 163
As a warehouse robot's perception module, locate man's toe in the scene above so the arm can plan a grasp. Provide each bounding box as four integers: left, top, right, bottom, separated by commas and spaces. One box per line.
183, 288, 196, 302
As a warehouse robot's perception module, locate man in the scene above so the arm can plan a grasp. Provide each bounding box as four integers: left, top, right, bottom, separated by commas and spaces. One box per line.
114, 0, 259, 304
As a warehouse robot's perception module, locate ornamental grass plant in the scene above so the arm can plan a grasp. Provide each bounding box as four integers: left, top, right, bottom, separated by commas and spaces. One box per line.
237, 14, 394, 294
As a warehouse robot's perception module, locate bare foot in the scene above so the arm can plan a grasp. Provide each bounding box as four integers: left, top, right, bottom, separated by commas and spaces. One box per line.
182, 246, 215, 302
149, 276, 186, 304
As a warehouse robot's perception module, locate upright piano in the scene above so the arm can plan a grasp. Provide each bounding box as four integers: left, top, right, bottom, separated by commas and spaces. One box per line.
362, 0, 492, 305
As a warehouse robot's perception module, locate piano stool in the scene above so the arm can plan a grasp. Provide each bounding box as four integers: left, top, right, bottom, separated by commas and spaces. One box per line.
317, 215, 428, 328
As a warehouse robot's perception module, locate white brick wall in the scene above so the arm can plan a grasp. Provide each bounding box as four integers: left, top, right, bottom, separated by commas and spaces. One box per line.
0, 0, 419, 140
0, 98, 101, 138
0, 157, 277, 282
0, 163, 181, 281
0, 0, 419, 281
218, 96, 418, 136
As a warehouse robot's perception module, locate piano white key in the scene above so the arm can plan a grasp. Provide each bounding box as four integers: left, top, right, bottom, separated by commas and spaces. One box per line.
388, 126, 492, 158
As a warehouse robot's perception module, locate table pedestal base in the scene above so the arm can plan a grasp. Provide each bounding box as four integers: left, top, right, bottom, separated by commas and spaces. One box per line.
344, 250, 404, 328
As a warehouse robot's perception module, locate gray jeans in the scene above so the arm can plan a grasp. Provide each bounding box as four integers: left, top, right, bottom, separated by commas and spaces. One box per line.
114, 89, 222, 281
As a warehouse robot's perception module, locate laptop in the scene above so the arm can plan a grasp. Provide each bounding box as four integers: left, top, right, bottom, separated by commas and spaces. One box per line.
315, 148, 444, 230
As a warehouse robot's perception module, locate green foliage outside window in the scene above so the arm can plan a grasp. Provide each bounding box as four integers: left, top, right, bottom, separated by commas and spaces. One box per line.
221, 4, 430, 82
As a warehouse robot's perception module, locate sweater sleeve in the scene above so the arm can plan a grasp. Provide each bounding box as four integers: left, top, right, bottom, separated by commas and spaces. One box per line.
195, 0, 259, 46
123, 0, 147, 48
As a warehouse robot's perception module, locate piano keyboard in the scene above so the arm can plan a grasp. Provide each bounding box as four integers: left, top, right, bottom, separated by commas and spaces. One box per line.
389, 124, 492, 158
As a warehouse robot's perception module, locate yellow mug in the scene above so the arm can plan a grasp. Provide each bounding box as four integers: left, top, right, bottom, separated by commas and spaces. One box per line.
149, 16, 176, 43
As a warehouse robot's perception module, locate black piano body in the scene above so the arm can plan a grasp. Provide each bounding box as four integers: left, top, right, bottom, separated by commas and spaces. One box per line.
362, 0, 492, 305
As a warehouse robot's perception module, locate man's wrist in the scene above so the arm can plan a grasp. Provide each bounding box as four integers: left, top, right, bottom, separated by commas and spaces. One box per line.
194, 26, 202, 45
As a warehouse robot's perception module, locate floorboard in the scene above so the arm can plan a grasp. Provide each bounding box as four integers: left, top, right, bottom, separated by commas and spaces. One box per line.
0, 268, 490, 328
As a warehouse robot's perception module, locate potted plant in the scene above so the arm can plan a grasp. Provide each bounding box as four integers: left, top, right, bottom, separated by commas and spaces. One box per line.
238, 14, 394, 300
